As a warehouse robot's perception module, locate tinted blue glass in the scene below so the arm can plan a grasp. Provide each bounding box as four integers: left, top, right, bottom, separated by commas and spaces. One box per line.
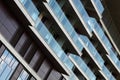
72, 0, 92, 33
69, 54, 96, 80
0, 61, 7, 75
20, 0, 39, 21
0, 66, 11, 80
109, 50, 118, 63
0, 50, 18, 80
80, 35, 104, 67
102, 66, 113, 79
48, 0, 84, 53
17, 70, 29, 80
93, 0, 104, 14
89, 17, 120, 69
35, 18, 74, 69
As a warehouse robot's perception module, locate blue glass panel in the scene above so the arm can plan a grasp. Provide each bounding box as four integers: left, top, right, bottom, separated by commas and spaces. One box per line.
102, 66, 112, 79
0, 66, 12, 80
20, 0, 39, 21
0, 49, 19, 80
1, 50, 8, 60
0, 61, 7, 75
5, 53, 13, 64
48, 0, 84, 53
71, 0, 92, 32
93, 0, 104, 14
17, 70, 29, 80
80, 35, 104, 67
70, 54, 96, 80
35, 18, 74, 70
109, 50, 118, 63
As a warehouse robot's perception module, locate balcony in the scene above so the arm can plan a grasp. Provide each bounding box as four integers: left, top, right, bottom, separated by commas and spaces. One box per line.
90, 0, 104, 18
35, 18, 74, 70
89, 17, 120, 73
68, 0, 93, 37
19, 0, 73, 75
20, 0, 39, 22
44, 0, 84, 56
69, 54, 96, 80
100, 65, 115, 80
79, 35, 104, 69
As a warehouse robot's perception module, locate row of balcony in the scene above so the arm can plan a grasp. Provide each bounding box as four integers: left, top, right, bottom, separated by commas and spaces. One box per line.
79, 35, 115, 80
69, 0, 118, 79
89, 17, 120, 73
45, 0, 108, 79
18, 0, 77, 79
19, 0, 117, 80
45, 0, 84, 54
20, 0, 97, 79
46, 0, 115, 79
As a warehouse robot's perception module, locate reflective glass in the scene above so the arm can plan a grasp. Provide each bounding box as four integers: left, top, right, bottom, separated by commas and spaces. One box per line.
0, 66, 12, 80
0, 50, 18, 80
35, 18, 74, 70
20, 0, 39, 21
92, 0, 104, 14
102, 66, 112, 79
17, 70, 29, 80
0, 61, 7, 75
89, 17, 120, 70
69, 54, 96, 80
80, 35, 104, 67
109, 50, 118, 63
48, 0, 84, 53
71, 0, 92, 33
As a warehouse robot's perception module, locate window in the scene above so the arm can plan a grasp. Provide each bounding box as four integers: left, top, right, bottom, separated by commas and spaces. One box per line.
17, 69, 29, 80
0, 49, 18, 80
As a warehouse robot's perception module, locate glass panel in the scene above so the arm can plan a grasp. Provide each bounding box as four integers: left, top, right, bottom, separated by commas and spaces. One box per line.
109, 50, 118, 63
48, 0, 84, 53
5, 53, 13, 64
89, 17, 120, 70
35, 18, 74, 70
92, 0, 104, 14
102, 66, 112, 79
80, 35, 104, 67
17, 70, 29, 80
71, 0, 92, 33
1, 50, 9, 60
0, 49, 18, 80
0, 61, 7, 75
0, 66, 12, 80
70, 54, 96, 80
20, 0, 39, 21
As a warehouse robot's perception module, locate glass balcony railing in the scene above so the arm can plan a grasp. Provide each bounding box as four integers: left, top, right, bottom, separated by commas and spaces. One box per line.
109, 50, 120, 70
35, 18, 74, 70
70, 0, 92, 36
20, 0, 74, 71
101, 65, 116, 80
79, 35, 104, 68
88, 17, 120, 71
19, 0, 78, 79
91, 0, 104, 17
20, 0, 39, 21
69, 54, 96, 80
47, 0, 83, 53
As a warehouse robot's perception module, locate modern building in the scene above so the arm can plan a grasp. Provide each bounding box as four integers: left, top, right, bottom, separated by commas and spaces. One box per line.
0, 0, 120, 80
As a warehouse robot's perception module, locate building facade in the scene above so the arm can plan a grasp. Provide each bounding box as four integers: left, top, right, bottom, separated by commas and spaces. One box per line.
0, 0, 120, 80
